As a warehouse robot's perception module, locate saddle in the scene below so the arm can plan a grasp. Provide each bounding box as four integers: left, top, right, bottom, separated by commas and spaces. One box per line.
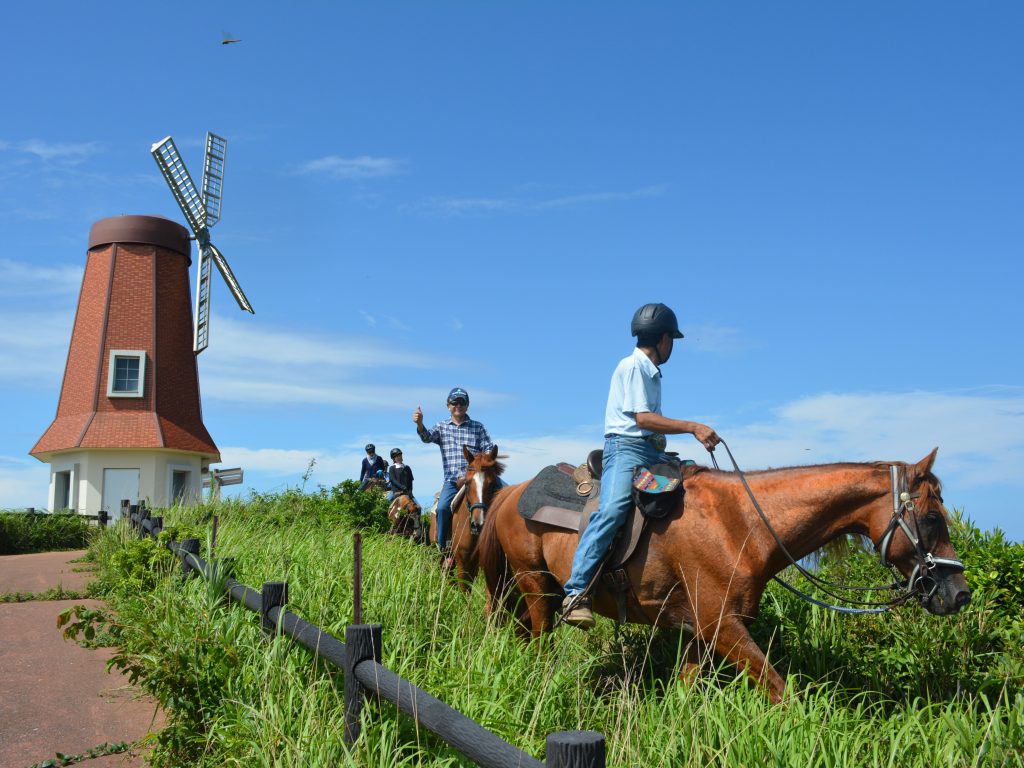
518, 450, 698, 622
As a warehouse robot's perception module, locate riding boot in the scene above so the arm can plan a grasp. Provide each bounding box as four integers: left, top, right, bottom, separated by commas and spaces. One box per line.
561, 593, 595, 629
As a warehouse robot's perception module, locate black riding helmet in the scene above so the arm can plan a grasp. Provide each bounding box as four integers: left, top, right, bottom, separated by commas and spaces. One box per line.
631, 303, 684, 339
390, 448, 402, 459
365, 443, 375, 453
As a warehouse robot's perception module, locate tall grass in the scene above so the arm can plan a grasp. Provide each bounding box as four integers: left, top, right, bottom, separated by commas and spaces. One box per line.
76, 493, 1023, 767
0, 510, 95, 554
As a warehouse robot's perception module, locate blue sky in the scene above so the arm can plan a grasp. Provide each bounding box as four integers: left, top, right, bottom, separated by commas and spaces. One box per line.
1, 3, 1021, 540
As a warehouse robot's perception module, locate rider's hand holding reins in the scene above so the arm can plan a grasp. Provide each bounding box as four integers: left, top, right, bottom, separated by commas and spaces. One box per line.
694, 424, 721, 452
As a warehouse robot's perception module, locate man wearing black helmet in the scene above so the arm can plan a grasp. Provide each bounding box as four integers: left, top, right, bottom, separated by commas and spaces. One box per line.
358, 443, 388, 491
413, 387, 496, 564
562, 303, 721, 628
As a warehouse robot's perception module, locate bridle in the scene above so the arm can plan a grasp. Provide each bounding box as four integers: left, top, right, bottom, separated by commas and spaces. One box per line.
459, 468, 491, 537
875, 464, 965, 604
713, 441, 965, 614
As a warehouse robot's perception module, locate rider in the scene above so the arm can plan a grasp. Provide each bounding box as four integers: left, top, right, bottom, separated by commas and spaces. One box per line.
412, 387, 496, 564
358, 443, 388, 491
561, 303, 722, 628
385, 447, 414, 502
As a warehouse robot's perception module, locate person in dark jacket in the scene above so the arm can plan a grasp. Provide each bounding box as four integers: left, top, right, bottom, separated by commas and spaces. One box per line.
359, 443, 388, 490
386, 447, 414, 502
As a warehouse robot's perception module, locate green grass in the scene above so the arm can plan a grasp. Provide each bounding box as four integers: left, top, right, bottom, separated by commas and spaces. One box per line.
70, 491, 1024, 767
0, 510, 96, 554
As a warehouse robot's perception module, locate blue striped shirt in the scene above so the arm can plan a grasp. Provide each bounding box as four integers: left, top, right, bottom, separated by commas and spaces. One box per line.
420, 417, 495, 482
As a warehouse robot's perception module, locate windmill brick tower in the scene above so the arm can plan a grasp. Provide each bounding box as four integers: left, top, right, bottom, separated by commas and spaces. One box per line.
32, 132, 253, 517
31, 216, 220, 516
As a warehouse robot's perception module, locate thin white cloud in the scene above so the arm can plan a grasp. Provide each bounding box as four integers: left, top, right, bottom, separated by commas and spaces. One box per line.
535, 184, 669, 210
413, 184, 669, 217
0, 259, 83, 296
720, 388, 1024, 489
299, 155, 405, 179
13, 139, 102, 163
0, 310, 74, 382
0, 457, 50, 510
206, 316, 452, 370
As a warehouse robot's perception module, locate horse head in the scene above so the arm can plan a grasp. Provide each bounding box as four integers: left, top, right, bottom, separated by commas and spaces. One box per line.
874, 448, 971, 616
461, 444, 505, 536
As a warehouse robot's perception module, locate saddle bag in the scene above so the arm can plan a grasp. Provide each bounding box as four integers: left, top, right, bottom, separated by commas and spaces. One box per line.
632, 462, 683, 519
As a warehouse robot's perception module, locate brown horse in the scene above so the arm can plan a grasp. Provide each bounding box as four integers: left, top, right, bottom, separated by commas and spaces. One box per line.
431, 445, 505, 584
387, 494, 423, 540
478, 448, 970, 702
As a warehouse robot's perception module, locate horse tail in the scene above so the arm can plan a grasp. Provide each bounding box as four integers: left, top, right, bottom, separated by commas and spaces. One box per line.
478, 489, 514, 618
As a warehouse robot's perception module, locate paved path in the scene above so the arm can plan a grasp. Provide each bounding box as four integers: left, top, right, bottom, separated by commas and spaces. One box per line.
0, 551, 161, 767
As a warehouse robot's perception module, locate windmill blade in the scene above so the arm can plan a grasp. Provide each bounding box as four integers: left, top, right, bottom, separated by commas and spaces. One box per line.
201, 133, 227, 228
208, 243, 254, 314
193, 247, 214, 354
151, 136, 208, 234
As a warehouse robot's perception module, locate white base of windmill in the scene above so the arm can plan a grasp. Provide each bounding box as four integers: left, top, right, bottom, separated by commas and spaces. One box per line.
44, 450, 211, 520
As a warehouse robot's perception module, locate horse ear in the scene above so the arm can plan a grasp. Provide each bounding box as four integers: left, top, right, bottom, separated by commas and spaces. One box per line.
914, 447, 939, 478
488, 444, 499, 460
463, 444, 474, 463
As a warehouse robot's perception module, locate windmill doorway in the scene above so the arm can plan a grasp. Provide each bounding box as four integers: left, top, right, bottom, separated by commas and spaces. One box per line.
103, 468, 139, 521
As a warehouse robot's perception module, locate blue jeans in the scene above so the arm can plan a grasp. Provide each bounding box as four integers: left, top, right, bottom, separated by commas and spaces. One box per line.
564, 435, 662, 596
435, 479, 460, 551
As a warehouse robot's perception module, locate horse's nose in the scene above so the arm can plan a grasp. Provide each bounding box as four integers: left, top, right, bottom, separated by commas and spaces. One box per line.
954, 589, 971, 610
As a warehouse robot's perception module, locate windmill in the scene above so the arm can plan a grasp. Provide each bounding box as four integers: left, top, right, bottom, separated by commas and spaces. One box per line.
151, 132, 254, 354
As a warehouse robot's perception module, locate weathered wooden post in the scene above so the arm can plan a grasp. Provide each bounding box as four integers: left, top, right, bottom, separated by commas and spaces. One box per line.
97, 510, 109, 529
137, 507, 149, 539
353, 532, 363, 625
546, 731, 606, 768
261, 582, 288, 634
343, 623, 382, 745
151, 516, 163, 537
179, 538, 201, 580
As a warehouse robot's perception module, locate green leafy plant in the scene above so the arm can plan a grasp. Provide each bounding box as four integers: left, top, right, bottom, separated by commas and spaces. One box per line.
0, 511, 94, 554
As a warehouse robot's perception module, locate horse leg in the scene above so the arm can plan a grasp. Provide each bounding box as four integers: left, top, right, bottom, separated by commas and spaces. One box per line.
678, 632, 708, 688
515, 571, 559, 638
709, 618, 787, 703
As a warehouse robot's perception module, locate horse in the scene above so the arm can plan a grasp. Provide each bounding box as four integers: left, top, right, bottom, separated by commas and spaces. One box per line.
478, 448, 970, 703
430, 445, 505, 584
360, 475, 388, 493
387, 494, 423, 540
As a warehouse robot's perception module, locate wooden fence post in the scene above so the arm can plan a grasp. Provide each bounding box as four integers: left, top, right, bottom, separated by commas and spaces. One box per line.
546, 731, 605, 768
179, 538, 201, 580
261, 582, 289, 634
98, 510, 109, 529
344, 624, 382, 745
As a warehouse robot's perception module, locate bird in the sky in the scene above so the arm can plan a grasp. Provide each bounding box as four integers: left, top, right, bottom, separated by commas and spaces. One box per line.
221, 31, 241, 45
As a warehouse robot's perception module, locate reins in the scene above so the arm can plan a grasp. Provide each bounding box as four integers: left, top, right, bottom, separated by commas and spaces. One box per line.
708, 440, 960, 614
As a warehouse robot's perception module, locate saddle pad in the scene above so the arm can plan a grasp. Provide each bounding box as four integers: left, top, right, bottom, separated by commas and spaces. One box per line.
518, 465, 588, 520
633, 467, 680, 493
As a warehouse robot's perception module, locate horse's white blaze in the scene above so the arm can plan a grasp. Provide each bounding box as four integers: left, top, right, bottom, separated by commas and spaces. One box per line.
473, 472, 485, 507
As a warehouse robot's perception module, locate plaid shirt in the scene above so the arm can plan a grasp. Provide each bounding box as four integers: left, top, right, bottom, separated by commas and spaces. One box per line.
420, 417, 495, 482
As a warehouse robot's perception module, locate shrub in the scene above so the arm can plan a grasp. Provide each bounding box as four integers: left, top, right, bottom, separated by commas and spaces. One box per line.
0, 511, 94, 554
752, 510, 1024, 703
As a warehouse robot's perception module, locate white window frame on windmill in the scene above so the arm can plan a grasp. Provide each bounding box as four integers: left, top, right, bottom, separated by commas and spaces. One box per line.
106, 350, 147, 398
